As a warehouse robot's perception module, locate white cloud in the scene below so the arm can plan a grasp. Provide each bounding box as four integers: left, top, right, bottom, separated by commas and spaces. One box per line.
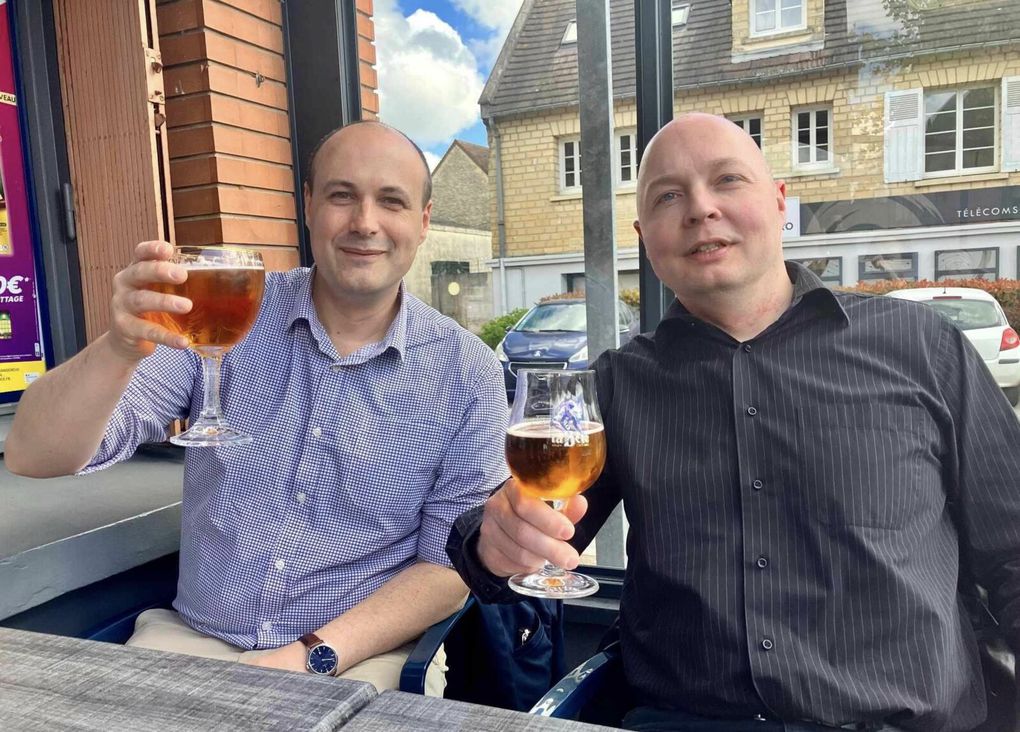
374, 1, 485, 149
454, 0, 525, 66
451, 0, 522, 31
423, 150, 441, 171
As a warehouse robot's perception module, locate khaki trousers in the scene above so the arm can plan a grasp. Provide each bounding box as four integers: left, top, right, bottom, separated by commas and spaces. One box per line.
126, 608, 446, 697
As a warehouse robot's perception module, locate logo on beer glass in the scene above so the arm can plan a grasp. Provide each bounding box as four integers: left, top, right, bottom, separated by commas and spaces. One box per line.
552, 396, 588, 447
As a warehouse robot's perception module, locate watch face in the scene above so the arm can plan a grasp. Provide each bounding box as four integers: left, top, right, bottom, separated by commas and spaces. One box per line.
307, 644, 338, 675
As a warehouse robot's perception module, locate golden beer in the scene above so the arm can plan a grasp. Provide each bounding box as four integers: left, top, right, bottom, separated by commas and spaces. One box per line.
505, 420, 607, 500
145, 266, 264, 353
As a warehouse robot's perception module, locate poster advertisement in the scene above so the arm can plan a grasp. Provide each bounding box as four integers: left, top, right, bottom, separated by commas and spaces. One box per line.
0, 0, 46, 400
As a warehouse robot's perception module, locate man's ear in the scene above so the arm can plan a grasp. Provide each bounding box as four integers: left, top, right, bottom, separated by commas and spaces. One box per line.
303, 182, 313, 224
417, 201, 433, 247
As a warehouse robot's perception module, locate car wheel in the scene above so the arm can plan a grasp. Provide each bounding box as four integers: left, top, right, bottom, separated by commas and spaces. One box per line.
1004, 386, 1020, 407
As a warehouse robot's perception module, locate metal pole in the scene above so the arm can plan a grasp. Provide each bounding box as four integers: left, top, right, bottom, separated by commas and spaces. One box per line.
577, 0, 623, 569
634, 0, 674, 331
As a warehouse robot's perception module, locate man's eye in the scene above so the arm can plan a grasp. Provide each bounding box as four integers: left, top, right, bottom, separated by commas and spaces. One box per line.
718, 175, 741, 184
658, 191, 678, 203
330, 191, 352, 200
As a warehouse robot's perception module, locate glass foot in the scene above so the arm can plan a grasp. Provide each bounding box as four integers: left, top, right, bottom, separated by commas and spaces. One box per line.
508, 570, 599, 599
170, 422, 252, 447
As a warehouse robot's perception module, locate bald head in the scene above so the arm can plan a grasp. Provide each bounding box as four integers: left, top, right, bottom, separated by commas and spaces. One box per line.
636, 113, 773, 212
306, 121, 432, 207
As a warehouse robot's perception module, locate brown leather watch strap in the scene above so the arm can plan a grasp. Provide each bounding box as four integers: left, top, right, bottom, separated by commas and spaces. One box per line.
298, 632, 324, 649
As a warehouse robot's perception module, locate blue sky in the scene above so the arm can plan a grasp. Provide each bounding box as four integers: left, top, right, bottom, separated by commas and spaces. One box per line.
373, 0, 524, 168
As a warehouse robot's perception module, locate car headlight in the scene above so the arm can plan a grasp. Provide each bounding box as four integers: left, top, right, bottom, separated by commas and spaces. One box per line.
568, 345, 587, 363
495, 341, 509, 362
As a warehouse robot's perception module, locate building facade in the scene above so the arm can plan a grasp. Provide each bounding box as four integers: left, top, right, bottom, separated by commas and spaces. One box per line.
405, 140, 493, 332
482, 0, 1020, 313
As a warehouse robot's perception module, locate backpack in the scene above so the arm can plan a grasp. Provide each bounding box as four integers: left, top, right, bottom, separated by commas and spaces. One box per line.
444, 596, 565, 711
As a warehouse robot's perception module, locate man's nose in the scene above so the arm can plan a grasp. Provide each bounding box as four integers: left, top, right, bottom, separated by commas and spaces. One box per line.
350, 201, 380, 235
684, 187, 721, 226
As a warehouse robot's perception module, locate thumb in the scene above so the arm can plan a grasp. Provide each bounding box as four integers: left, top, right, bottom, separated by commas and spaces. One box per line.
561, 493, 588, 525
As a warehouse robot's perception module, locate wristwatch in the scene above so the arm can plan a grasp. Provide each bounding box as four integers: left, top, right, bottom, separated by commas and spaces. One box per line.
299, 632, 340, 676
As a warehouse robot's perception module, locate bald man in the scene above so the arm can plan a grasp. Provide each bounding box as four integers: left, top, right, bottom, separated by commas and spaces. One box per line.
448, 114, 1020, 730
7, 121, 509, 693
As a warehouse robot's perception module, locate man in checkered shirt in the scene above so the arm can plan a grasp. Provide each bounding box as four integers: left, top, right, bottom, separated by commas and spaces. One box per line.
6, 121, 509, 694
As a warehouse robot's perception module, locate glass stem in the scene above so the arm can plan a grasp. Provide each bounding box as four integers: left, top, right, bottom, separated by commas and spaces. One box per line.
197, 353, 224, 423
541, 499, 568, 577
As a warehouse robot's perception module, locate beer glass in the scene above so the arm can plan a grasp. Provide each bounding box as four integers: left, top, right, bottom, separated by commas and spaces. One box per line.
506, 369, 606, 598
144, 246, 265, 447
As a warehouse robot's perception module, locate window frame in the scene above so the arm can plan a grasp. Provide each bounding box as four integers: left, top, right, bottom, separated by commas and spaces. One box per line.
730, 113, 764, 149
790, 256, 842, 286
616, 129, 638, 187
750, 0, 806, 37
933, 247, 999, 281
671, 1, 691, 27
561, 20, 577, 45
922, 85, 998, 179
858, 252, 919, 282
791, 105, 833, 172
559, 136, 582, 193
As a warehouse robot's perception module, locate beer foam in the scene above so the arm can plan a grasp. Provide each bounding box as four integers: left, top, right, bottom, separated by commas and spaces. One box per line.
507, 420, 604, 437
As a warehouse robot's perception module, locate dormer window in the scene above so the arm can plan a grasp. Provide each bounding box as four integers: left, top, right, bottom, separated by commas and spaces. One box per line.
672, 1, 691, 27
751, 0, 805, 35
561, 20, 577, 45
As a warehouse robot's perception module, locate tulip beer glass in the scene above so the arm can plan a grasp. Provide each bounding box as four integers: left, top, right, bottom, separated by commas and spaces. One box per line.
505, 369, 606, 598
144, 246, 265, 447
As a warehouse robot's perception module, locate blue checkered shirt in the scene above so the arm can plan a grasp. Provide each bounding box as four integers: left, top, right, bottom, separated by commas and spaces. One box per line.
82, 268, 509, 649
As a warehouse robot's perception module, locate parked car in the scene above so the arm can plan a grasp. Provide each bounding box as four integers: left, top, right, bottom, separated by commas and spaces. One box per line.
494, 297, 639, 401
886, 287, 1020, 405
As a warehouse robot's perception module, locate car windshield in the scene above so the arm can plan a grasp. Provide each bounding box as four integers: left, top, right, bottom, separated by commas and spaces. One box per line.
516, 302, 586, 332
926, 299, 1002, 330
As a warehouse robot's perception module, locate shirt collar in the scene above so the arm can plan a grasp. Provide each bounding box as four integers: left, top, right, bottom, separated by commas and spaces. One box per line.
286, 266, 408, 362
658, 260, 850, 331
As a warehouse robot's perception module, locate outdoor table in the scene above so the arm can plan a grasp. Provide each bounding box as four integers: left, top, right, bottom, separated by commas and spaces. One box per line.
343, 689, 613, 731
0, 627, 376, 730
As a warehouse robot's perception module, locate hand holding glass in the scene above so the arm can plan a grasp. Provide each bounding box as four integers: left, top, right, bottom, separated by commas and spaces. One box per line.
506, 369, 606, 598
143, 246, 265, 447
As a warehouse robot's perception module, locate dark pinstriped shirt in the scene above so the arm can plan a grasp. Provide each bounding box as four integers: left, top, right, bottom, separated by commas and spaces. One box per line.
449, 263, 1020, 730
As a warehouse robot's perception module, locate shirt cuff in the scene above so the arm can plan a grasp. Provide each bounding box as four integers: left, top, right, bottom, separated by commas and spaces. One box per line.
446, 504, 521, 605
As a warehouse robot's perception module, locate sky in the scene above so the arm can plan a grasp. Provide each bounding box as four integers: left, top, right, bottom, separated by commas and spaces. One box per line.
373, 0, 526, 169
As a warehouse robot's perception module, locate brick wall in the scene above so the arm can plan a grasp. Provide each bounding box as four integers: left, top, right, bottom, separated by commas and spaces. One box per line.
358, 0, 379, 119
492, 48, 1020, 259
158, 0, 378, 270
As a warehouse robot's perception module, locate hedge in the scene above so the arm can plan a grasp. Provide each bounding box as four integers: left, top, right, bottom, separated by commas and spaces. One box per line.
478, 307, 529, 349
841, 278, 1020, 329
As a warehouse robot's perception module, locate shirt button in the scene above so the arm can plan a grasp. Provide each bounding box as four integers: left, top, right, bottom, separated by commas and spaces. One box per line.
747, 406, 758, 416
762, 638, 774, 651
296, 491, 307, 504
261, 621, 273, 631
756, 556, 769, 569
752, 479, 763, 490
311, 427, 322, 438
743, 344, 752, 353
274, 559, 286, 571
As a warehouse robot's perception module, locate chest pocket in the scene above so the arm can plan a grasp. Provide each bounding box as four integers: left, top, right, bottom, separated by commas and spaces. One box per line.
796, 403, 939, 529
344, 418, 449, 501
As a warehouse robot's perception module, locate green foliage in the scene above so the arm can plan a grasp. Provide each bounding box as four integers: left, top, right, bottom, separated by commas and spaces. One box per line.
842, 278, 1020, 328
479, 307, 529, 349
